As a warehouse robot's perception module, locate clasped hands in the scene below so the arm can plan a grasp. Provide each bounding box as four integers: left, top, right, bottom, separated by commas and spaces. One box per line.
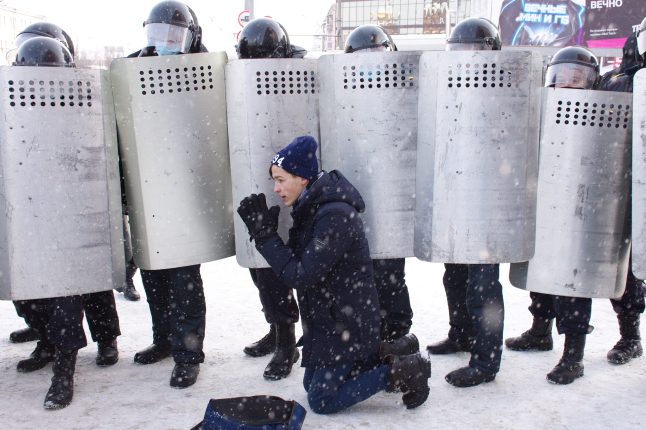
237, 193, 280, 245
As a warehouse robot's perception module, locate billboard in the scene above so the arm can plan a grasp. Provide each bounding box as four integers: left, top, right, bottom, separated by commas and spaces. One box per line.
499, 0, 645, 49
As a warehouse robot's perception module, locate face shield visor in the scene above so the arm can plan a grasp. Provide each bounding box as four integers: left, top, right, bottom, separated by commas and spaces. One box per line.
359, 46, 388, 53
544, 63, 597, 89
637, 26, 646, 58
445, 41, 493, 51
145, 22, 191, 55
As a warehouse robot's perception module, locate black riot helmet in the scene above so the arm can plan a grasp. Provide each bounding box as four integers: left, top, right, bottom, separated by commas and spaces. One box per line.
13, 37, 74, 68
344, 25, 397, 53
15, 22, 75, 58
237, 18, 293, 59
143, 1, 201, 55
545, 46, 598, 89
637, 17, 646, 60
446, 17, 501, 51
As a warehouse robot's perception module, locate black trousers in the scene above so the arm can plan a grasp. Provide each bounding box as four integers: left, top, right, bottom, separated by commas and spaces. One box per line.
610, 269, 645, 318
372, 258, 413, 339
443, 263, 504, 374
14, 290, 120, 346
249, 268, 299, 325
528, 292, 592, 335
140, 264, 205, 364
14, 296, 87, 352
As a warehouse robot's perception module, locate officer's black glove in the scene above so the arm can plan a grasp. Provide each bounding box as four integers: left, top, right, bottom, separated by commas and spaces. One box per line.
237, 193, 280, 245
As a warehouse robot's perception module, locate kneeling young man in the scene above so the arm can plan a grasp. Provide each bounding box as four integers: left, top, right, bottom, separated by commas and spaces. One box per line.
237, 136, 430, 413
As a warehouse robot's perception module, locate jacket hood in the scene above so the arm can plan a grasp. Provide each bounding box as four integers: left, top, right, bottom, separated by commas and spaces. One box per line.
291, 170, 365, 221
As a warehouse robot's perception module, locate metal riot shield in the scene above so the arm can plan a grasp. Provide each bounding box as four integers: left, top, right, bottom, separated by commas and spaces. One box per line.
0, 66, 124, 300
415, 50, 542, 263
110, 52, 234, 270
633, 69, 646, 279
319, 51, 420, 258
510, 88, 632, 298
226, 59, 319, 268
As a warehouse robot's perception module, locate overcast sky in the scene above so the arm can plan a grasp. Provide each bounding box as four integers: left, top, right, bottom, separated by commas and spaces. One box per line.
4, 0, 336, 53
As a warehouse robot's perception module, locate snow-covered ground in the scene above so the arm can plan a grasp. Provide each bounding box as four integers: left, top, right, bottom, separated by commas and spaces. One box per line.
1, 257, 644, 429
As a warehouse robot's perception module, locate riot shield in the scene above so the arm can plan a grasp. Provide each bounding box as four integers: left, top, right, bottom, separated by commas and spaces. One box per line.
632, 69, 646, 279
0, 66, 124, 300
415, 50, 542, 263
110, 52, 234, 270
319, 51, 420, 258
226, 58, 319, 268
510, 88, 632, 298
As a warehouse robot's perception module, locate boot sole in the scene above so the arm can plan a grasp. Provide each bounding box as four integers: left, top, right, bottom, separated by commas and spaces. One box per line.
243, 346, 275, 358
546, 369, 584, 385
505, 344, 553, 352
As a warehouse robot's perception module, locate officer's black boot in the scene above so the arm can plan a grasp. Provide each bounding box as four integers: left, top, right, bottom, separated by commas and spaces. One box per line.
263, 323, 299, 381
607, 314, 642, 364
379, 333, 420, 362
505, 317, 554, 351
96, 338, 119, 366
445, 366, 496, 388
243, 325, 276, 357
427, 336, 474, 355
387, 353, 431, 409
44, 349, 77, 410
546, 333, 585, 385
134, 343, 171, 364
170, 363, 200, 388
121, 259, 141, 301
10, 327, 40, 343
17, 340, 55, 373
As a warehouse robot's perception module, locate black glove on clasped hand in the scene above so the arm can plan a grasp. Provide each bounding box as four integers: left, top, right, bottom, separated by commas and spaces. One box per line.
237, 193, 280, 245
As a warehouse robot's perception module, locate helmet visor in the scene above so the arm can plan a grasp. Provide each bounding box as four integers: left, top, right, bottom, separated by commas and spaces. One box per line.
446, 41, 492, 51
145, 23, 191, 54
544, 63, 597, 89
637, 27, 646, 57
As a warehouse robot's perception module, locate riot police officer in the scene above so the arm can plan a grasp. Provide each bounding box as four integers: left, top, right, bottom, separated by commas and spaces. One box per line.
508, 26, 646, 368
343, 24, 415, 343
236, 18, 304, 381
505, 46, 601, 384
10, 22, 121, 370
11, 36, 88, 410
127, 1, 208, 389
426, 17, 505, 388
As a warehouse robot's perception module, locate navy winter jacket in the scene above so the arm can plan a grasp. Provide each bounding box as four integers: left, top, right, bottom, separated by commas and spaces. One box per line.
256, 170, 381, 368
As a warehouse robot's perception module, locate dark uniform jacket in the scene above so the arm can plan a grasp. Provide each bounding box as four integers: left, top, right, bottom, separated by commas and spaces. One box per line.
257, 170, 381, 368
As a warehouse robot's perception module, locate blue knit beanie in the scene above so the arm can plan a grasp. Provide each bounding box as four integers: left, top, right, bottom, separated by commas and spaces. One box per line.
271, 135, 319, 180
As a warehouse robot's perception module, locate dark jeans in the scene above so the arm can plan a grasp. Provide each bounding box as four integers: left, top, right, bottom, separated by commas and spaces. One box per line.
249, 268, 299, 325
140, 264, 205, 364
303, 363, 389, 414
443, 263, 504, 374
528, 292, 591, 335
373, 258, 413, 339
15, 296, 87, 352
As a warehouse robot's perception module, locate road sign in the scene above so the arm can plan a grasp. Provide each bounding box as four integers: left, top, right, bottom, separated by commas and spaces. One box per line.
238, 10, 251, 27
